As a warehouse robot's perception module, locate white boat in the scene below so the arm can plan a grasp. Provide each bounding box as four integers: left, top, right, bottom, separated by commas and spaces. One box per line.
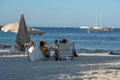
93, 26, 112, 31
80, 26, 91, 29
93, 17, 112, 31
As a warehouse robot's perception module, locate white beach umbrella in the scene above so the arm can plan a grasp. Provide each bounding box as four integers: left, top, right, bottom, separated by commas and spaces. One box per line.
1, 23, 45, 35
1, 23, 19, 33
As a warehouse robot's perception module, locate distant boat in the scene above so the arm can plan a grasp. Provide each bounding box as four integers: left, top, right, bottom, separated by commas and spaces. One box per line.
93, 26, 112, 31
80, 26, 92, 33
93, 16, 112, 31
80, 26, 91, 29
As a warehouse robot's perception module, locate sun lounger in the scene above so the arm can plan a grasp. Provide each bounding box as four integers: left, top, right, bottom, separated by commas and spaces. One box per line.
58, 42, 74, 60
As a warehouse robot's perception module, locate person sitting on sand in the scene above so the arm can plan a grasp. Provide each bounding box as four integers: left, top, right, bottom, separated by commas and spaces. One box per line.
61, 39, 68, 43
28, 41, 35, 53
52, 39, 59, 60
53, 39, 58, 51
19, 44, 25, 52
29, 41, 34, 47
39, 40, 49, 57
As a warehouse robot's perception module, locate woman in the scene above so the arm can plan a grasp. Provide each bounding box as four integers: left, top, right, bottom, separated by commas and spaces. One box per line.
39, 40, 49, 57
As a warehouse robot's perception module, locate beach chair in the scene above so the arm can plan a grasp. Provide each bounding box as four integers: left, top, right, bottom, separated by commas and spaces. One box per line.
58, 42, 74, 60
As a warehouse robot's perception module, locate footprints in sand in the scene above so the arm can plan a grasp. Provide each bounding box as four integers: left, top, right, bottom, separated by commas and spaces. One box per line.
80, 69, 120, 80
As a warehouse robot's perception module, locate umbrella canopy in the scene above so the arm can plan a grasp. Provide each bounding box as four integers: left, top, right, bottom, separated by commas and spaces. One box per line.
1, 23, 45, 35
16, 13, 30, 45
28, 28, 45, 35
1, 23, 19, 33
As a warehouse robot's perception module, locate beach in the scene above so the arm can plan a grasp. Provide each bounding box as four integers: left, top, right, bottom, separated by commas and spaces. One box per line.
0, 50, 120, 80
1, 0, 120, 80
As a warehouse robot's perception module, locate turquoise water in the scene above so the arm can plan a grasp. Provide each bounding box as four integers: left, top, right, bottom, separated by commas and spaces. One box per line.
0, 27, 120, 53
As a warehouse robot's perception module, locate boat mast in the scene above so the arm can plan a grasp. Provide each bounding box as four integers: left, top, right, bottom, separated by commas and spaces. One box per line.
100, 16, 101, 27
95, 17, 98, 27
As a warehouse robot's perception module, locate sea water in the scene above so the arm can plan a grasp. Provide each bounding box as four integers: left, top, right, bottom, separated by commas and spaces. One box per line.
0, 27, 120, 53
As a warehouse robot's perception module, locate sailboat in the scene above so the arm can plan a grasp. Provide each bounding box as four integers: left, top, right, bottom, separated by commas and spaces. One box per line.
93, 16, 112, 31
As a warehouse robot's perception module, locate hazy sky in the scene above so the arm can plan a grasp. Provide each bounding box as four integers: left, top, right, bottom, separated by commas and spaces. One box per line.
0, 0, 120, 27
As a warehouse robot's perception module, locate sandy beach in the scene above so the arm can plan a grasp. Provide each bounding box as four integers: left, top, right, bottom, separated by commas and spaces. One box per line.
0, 50, 120, 80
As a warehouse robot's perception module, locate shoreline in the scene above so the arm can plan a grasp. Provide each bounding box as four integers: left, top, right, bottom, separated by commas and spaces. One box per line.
0, 47, 116, 54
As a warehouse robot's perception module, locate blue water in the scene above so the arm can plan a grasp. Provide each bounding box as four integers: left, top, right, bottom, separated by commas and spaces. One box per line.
0, 27, 120, 53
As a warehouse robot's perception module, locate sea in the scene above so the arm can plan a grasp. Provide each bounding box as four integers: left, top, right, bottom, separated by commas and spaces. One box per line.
0, 27, 120, 53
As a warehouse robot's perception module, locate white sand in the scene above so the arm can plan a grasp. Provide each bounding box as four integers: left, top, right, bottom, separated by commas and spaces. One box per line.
0, 50, 120, 80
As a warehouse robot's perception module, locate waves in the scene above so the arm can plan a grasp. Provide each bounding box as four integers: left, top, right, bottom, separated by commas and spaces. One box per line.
78, 48, 111, 53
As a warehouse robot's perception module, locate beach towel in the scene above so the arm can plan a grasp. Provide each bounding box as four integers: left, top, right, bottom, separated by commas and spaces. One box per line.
29, 47, 44, 61
28, 46, 34, 53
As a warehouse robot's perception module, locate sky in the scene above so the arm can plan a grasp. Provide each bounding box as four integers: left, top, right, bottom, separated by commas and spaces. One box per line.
0, 0, 120, 27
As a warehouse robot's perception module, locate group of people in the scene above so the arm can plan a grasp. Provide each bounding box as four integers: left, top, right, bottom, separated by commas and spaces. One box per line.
18, 41, 34, 51
39, 39, 78, 60
18, 38, 78, 60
